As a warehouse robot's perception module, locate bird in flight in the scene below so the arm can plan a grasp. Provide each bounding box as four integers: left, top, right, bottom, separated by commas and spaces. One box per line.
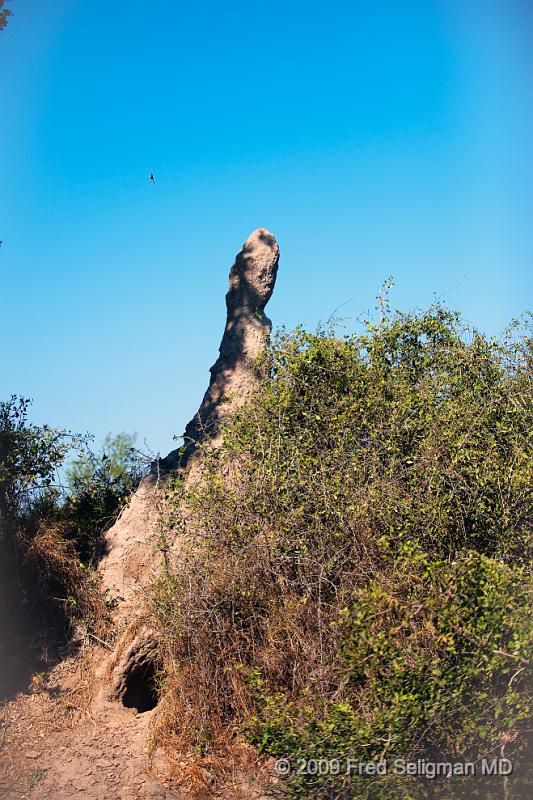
149, 173, 155, 183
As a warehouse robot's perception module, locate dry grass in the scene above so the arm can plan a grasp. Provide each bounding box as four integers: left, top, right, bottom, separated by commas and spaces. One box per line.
151, 468, 369, 745
23, 519, 111, 641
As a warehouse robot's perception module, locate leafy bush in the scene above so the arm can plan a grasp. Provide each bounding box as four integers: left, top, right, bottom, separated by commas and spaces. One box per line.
0, 396, 77, 521
246, 551, 531, 798
63, 432, 147, 564
154, 307, 532, 798
0, 399, 146, 691
0, 397, 89, 692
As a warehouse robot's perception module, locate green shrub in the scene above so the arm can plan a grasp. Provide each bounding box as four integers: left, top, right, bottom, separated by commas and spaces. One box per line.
63, 432, 147, 564
1, 399, 146, 681
246, 551, 531, 798
0, 396, 90, 690
154, 306, 532, 797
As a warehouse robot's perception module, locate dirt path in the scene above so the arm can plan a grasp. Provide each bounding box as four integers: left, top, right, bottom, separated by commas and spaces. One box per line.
0, 654, 184, 800
1, 650, 274, 800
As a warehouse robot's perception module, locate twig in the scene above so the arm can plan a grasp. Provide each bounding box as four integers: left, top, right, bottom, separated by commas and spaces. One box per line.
88, 632, 113, 651
0, 722, 8, 749
508, 666, 525, 689
493, 648, 529, 665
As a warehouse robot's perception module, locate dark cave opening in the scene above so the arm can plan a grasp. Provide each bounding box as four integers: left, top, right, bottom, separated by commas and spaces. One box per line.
121, 657, 159, 713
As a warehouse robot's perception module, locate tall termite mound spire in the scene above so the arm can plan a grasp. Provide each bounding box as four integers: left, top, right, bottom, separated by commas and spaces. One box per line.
164, 227, 279, 469
99, 229, 279, 608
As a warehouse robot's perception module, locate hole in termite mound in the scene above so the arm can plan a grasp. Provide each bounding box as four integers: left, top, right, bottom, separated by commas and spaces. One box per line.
121, 655, 159, 712
113, 634, 161, 713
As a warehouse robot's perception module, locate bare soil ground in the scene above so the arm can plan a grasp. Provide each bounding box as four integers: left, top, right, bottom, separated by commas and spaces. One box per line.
0, 649, 272, 800
0, 650, 181, 800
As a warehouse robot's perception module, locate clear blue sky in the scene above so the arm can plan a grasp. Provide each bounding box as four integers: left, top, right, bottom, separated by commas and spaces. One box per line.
1, 0, 531, 457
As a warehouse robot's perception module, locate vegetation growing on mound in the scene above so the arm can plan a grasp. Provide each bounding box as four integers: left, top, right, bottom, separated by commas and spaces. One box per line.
154, 306, 532, 799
